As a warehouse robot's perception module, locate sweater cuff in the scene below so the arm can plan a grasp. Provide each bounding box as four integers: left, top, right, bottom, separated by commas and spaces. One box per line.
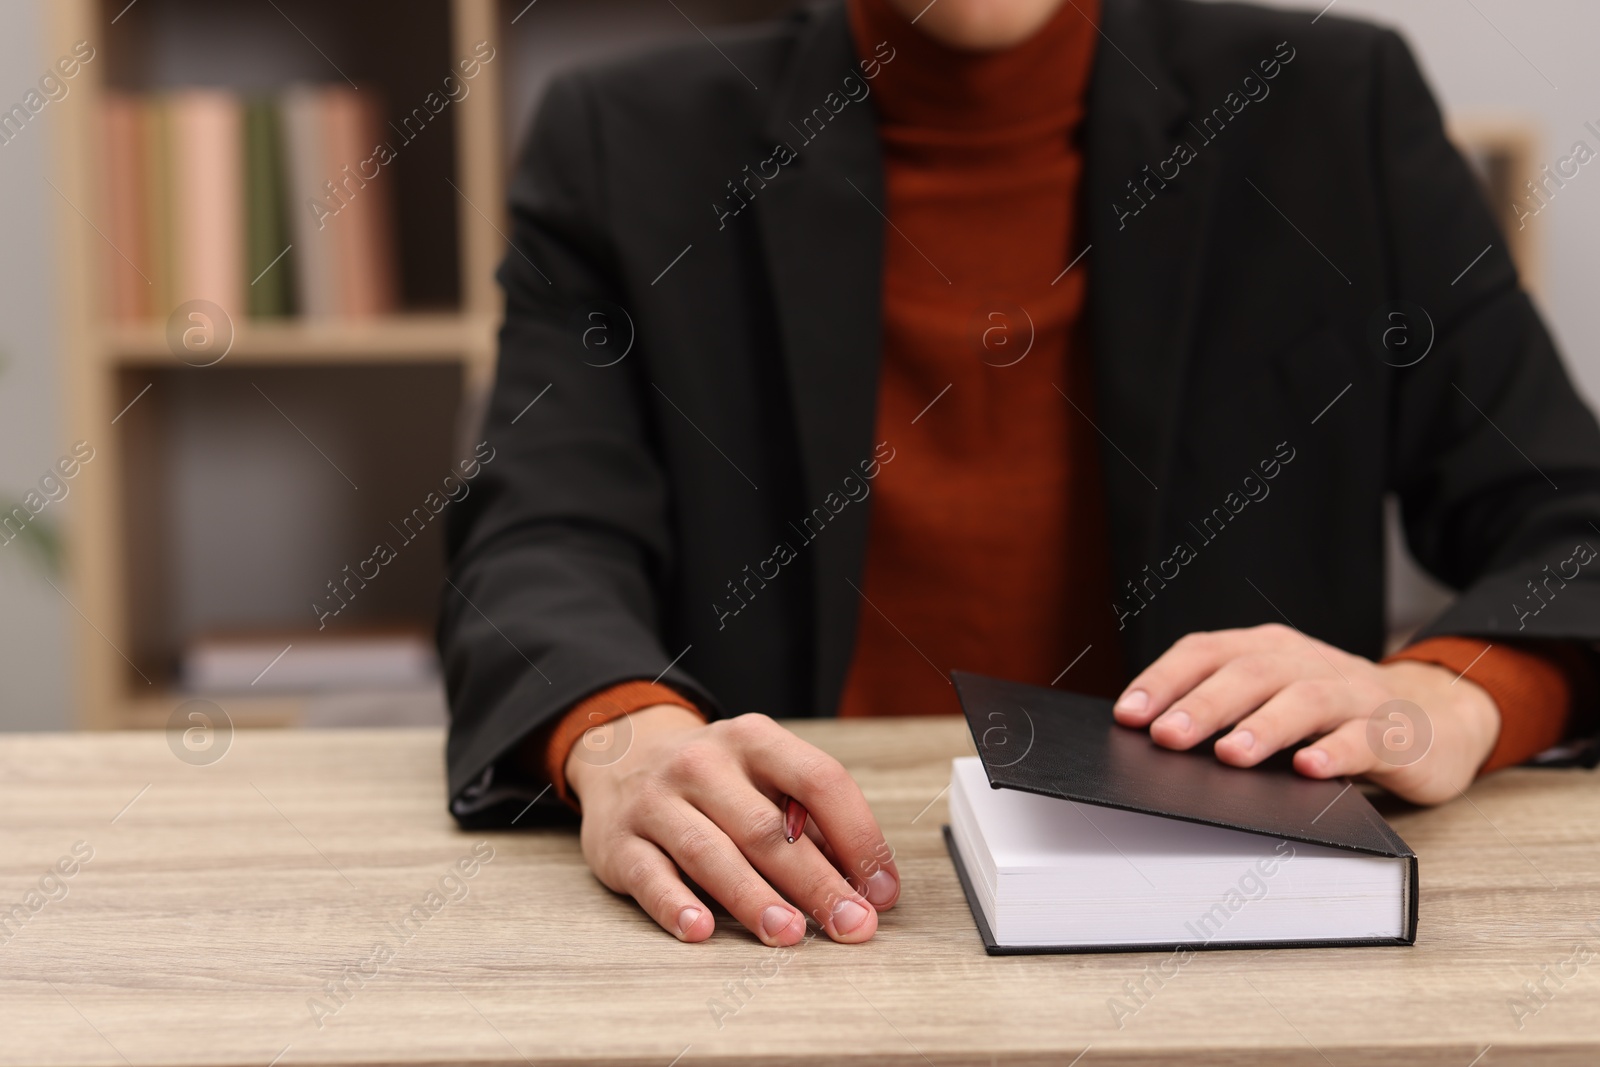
539, 681, 704, 810
1383, 637, 1574, 776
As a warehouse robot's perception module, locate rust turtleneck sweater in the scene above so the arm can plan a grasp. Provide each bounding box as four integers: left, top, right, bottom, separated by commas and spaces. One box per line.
529, 0, 1583, 807
834, 0, 1126, 715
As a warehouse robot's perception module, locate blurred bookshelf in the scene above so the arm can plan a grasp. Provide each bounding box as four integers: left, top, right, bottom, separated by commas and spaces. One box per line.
45, 0, 1530, 731
49, 0, 504, 730
103, 314, 494, 366
49, 0, 792, 730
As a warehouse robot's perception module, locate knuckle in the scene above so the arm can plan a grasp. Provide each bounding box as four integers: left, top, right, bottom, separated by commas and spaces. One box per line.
621, 854, 660, 896
611, 788, 664, 838
719, 875, 766, 917
725, 712, 776, 743
1232, 652, 1286, 683
739, 802, 787, 849
1283, 678, 1336, 713
836, 823, 887, 864
662, 741, 722, 787
590, 836, 645, 895
1256, 622, 1295, 644
642, 880, 680, 923
796, 751, 853, 798
580, 814, 622, 862
1312, 677, 1349, 702
673, 825, 718, 868
588, 848, 625, 893
629, 776, 673, 811
804, 872, 853, 915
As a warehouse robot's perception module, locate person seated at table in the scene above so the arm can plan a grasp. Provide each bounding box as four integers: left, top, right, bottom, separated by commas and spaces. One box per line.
439, 0, 1600, 948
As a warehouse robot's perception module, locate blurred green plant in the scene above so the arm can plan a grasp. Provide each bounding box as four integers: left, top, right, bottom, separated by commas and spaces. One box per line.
0, 347, 63, 577
2, 510, 62, 575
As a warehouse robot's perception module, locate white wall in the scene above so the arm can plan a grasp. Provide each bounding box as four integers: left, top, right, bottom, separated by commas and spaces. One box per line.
1251, 0, 1600, 406
0, 0, 71, 730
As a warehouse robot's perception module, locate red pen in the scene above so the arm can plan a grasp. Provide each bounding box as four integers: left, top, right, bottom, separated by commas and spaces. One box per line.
782, 795, 808, 843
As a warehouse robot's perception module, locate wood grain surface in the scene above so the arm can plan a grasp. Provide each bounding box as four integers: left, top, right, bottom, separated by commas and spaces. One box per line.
1, 720, 1597, 1066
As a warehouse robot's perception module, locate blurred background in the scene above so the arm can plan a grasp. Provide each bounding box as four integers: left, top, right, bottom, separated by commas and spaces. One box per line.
0, 0, 1594, 734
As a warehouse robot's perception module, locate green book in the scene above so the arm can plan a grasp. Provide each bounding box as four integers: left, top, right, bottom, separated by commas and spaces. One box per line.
143, 95, 175, 319
243, 97, 294, 318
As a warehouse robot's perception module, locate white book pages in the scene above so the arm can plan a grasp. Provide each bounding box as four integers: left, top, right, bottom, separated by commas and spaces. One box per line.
949, 756, 1406, 948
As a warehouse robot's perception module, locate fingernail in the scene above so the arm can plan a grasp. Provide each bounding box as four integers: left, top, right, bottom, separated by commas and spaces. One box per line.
1114, 689, 1149, 716
760, 905, 796, 942
1158, 709, 1191, 734
677, 907, 702, 938
1302, 748, 1329, 772
865, 869, 898, 907
1227, 730, 1254, 752
831, 899, 870, 935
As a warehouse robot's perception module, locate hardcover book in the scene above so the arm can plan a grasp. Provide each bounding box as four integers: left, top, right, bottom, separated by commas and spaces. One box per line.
945, 670, 1418, 954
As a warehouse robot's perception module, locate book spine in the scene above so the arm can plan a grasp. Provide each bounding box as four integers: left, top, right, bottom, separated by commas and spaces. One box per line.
101, 93, 150, 322
244, 98, 293, 318
281, 84, 338, 317
171, 89, 245, 316
322, 88, 366, 318
143, 95, 176, 319
318, 87, 401, 319
353, 89, 399, 316
361, 90, 403, 316
1403, 854, 1419, 945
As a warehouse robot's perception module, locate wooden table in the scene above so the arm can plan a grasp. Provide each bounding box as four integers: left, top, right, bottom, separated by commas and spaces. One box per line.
2, 720, 1598, 1066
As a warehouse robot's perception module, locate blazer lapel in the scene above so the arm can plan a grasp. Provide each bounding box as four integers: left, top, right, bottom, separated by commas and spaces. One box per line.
1086, 0, 1223, 668
754, 3, 886, 713
755, 0, 1223, 695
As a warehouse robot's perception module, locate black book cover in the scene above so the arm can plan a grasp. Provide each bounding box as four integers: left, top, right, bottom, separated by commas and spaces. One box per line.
946, 670, 1418, 954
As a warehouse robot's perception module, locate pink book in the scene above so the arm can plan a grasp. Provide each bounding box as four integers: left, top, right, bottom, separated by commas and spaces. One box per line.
170, 89, 244, 316
102, 93, 150, 322
322, 87, 398, 317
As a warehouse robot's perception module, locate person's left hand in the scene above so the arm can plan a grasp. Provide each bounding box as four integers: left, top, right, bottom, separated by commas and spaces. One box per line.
1112, 624, 1502, 806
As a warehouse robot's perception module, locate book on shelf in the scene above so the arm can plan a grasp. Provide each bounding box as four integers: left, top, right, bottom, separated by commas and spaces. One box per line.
323, 86, 399, 318
244, 98, 293, 319
279, 84, 333, 319
171, 89, 245, 316
102, 84, 399, 325
945, 670, 1417, 954
145, 95, 177, 316
101, 94, 149, 321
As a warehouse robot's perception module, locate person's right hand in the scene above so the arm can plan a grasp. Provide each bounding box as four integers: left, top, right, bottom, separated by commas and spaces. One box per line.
565, 705, 900, 945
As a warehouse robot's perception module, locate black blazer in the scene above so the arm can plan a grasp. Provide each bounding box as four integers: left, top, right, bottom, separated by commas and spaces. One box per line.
441, 0, 1600, 826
